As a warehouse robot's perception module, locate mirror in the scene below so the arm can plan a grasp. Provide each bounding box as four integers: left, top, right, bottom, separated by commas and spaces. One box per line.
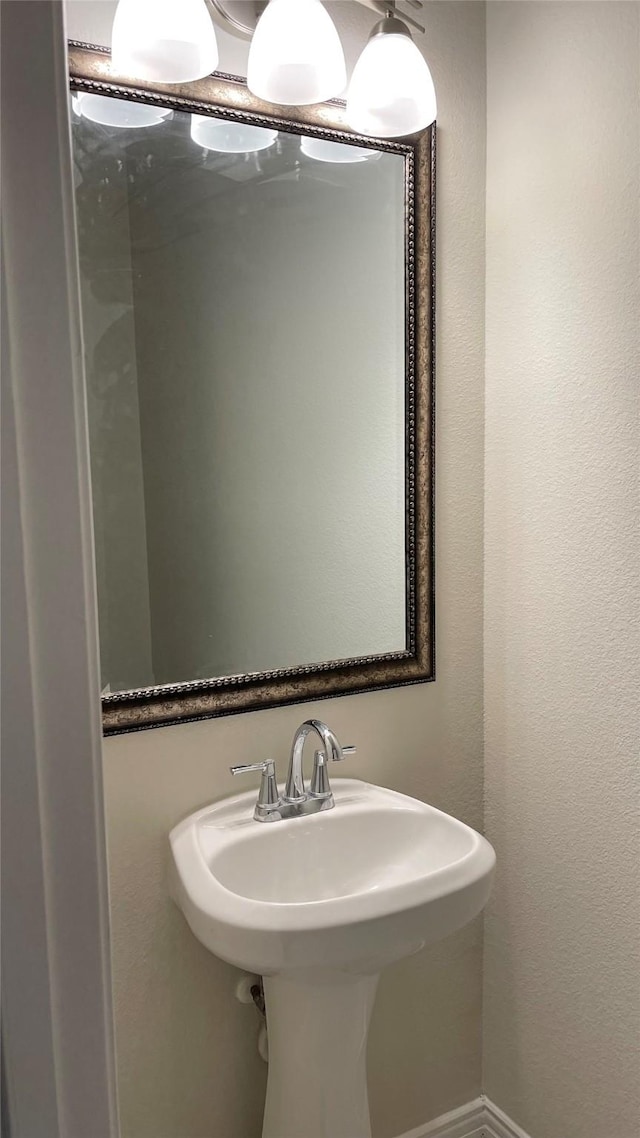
69, 44, 435, 733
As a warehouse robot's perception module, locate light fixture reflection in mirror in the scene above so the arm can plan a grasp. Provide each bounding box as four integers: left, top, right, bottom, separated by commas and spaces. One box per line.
190, 115, 278, 153
300, 137, 380, 165
73, 92, 173, 129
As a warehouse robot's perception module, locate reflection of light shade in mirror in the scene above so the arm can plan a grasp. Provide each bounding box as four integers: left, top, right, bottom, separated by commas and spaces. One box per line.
347, 28, 437, 139
190, 116, 278, 153
248, 0, 346, 106
300, 137, 380, 164
73, 92, 173, 128
111, 0, 218, 84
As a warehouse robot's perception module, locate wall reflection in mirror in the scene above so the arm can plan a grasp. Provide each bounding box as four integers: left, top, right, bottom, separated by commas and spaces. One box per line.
71, 92, 408, 695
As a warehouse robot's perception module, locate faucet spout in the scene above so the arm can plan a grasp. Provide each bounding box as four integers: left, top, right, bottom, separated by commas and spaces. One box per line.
284, 719, 345, 804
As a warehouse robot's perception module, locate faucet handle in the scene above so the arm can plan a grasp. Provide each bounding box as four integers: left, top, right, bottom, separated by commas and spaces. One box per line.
230, 760, 275, 776
230, 760, 282, 819
309, 744, 355, 799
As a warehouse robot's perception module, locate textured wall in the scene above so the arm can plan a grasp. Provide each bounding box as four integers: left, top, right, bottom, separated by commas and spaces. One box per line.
64, 2, 487, 1136
484, 4, 640, 1137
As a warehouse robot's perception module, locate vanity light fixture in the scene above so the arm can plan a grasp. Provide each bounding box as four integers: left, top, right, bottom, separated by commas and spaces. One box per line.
111, 0, 219, 84
109, 0, 435, 139
247, 0, 347, 106
190, 115, 278, 152
347, 12, 437, 138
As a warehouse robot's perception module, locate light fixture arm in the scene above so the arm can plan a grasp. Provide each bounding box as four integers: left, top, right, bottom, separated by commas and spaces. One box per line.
208, 0, 425, 40
352, 0, 425, 35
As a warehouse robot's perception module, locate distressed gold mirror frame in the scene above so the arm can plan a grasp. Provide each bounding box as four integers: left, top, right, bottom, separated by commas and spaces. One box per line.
68, 42, 435, 735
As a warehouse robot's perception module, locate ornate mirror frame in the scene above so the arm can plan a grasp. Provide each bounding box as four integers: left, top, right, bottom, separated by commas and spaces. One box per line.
68, 42, 435, 735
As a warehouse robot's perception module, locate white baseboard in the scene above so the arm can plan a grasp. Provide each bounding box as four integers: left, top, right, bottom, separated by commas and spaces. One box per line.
394, 1096, 488, 1138
483, 1099, 533, 1138
394, 1095, 532, 1138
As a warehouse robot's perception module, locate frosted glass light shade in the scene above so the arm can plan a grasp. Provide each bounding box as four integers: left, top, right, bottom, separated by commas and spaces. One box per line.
301, 137, 379, 164
191, 116, 277, 153
74, 93, 172, 128
347, 29, 437, 139
111, 0, 218, 84
248, 0, 346, 106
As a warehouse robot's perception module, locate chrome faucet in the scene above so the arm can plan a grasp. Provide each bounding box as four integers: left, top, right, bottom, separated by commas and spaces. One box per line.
285, 719, 355, 802
230, 719, 356, 823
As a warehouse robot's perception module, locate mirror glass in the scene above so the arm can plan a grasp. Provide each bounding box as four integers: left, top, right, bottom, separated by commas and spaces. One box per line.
71, 92, 408, 694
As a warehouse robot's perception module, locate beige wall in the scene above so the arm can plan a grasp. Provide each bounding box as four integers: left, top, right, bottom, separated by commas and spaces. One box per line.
64, 2, 487, 1136
484, 4, 640, 1137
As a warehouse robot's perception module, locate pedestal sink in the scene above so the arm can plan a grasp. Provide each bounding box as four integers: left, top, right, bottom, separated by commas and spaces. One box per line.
169, 779, 495, 1138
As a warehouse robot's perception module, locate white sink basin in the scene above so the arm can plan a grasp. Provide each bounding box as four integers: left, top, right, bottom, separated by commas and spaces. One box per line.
170, 778, 495, 1138
169, 778, 495, 975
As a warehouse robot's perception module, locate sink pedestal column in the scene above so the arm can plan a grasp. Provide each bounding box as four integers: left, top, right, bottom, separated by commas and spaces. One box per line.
262, 970, 380, 1138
